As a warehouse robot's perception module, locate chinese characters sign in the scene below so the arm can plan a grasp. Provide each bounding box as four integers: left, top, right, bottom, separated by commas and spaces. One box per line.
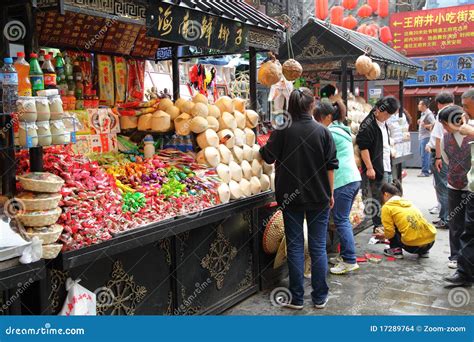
390, 4, 474, 56
146, 4, 248, 52
405, 53, 474, 86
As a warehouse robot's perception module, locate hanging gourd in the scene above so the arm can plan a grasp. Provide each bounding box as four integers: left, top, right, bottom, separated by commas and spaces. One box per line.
368, 0, 378, 13
355, 55, 373, 75
379, 26, 393, 44
378, 0, 389, 17
282, 59, 303, 81
342, 0, 358, 10
366, 62, 381, 80
315, 0, 329, 20
330, 6, 344, 26
258, 52, 282, 87
343, 15, 358, 30
357, 4, 373, 18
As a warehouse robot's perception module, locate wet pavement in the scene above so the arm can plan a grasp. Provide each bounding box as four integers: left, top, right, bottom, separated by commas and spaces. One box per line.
225, 169, 474, 315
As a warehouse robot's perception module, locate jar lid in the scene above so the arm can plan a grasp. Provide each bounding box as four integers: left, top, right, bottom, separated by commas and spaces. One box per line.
36, 121, 51, 129
143, 134, 154, 143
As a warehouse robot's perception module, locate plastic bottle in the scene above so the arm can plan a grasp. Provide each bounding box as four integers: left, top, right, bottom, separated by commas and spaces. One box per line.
14, 52, 32, 96
55, 52, 67, 95
38, 50, 46, 64
2, 58, 18, 114
73, 61, 83, 99
29, 53, 44, 96
64, 52, 74, 91
143, 135, 155, 159
41, 54, 57, 89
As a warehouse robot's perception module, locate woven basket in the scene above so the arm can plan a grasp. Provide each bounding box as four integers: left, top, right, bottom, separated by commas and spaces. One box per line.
42, 243, 62, 259
18, 173, 64, 193
25, 224, 63, 245
15, 193, 62, 211
18, 207, 61, 227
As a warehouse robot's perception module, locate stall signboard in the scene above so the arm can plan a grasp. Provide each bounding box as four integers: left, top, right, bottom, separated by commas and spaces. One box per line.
146, 4, 248, 52
389, 4, 474, 56
405, 53, 474, 86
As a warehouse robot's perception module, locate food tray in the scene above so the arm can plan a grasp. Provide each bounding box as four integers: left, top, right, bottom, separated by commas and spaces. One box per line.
42, 243, 62, 259
25, 224, 63, 245
15, 192, 62, 211
17, 207, 62, 227
18, 173, 64, 193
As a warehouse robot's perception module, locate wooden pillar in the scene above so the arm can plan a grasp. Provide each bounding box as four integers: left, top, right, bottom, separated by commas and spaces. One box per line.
341, 59, 348, 108
399, 80, 404, 118
249, 47, 257, 111
349, 70, 355, 94
172, 46, 180, 101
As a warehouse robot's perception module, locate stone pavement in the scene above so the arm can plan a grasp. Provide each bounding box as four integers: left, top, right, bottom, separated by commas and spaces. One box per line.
225, 169, 474, 315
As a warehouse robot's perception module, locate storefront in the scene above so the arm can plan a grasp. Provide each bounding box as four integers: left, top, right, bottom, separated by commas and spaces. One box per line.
0, 0, 286, 315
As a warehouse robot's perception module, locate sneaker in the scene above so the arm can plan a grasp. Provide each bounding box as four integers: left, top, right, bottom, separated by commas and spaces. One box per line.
314, 298, 329, 309
280, 302, 304, 310
448, 260, 458, 269
330, 262, 360, 275
432, 218, 441, 224
417, 173, 430, 177
418, 252, 430, 258
384, 247, 404, 259
435, 220, 448, 229
429, 206, 440, 215
329, 255, 343, 265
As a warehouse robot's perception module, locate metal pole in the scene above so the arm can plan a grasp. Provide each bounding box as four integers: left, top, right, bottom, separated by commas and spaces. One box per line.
341, 59, 348, 108
30, 147, 44, 172
399, 80, 404, 118
249, 47, 257, 111
349, 70, 354, 94
172, 46, 180, 101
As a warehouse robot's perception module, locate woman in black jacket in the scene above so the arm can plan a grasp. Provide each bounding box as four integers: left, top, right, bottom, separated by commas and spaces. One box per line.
356, 96, 400, 230
260, 88, 338, 310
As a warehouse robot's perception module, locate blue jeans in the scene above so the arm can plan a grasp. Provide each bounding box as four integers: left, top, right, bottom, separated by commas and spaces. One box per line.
282, 208, 330, 305
419, 137, 431, 175
431, 153, 448, 222
383, 172, 393, 184
333, 181, 361, 264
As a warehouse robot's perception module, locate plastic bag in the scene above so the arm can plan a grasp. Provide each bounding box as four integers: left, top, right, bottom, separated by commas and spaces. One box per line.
19, 236, 42, 264
59, 278, 96, 316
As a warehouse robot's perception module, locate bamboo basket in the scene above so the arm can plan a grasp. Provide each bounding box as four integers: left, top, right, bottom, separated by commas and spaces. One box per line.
17, 173, 64, 193
18, 207, 62, 227
25, 224, 63, 245
42, 243, 62, 259
15, 193, 62, 211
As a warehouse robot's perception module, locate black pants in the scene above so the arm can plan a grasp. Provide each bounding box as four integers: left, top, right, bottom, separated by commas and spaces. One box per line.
448, 189, 469, 261
390, 230, 434, 255
361, 174, 384, 226
457, 191, 474, 279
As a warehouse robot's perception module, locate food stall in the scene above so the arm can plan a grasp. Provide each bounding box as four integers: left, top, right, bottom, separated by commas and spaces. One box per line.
0, 0, 284, 315
278, 18, 419, 183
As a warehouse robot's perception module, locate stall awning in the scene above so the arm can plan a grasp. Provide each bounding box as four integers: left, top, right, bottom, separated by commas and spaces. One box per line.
404, 85, 473, 96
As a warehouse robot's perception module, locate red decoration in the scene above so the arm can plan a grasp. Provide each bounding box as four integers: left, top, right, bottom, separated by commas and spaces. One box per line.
378, 0, 389, 17
357, 24, 368, 35
342, 0, 358, 10
368, 0, 378, 13
357, 4, 373, 18
379, 26, 393, 43
315, 0, 329, 20
365, 24, 379, 38
343, 15, 358, 30
330, 5, 344, 26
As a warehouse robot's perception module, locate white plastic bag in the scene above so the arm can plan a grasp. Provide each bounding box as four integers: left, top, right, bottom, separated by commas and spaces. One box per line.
59, 278, 97, 316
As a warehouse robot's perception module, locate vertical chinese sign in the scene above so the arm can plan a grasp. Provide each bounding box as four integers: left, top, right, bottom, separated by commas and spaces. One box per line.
389, 4, 474, 56
146, 4, 248, 52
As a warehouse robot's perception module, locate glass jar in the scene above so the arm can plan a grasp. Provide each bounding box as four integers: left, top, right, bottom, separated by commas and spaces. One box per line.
35, 97, 51, 121
48, 94, 64, 120
19, 122, 38, 147
16, 97, 37, 122
36, 121, 52, 146
51, 119, 66, 145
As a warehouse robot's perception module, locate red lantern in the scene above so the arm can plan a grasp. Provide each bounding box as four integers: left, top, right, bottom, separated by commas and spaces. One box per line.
368, 0, 378, 12
365, 24, 378, 37
330, 5, 344, 26
378, 0, 389, 17
342, 0, 358, 10
315, 0, 329, 20
357, 24, 368, 35
357, 4, 373, 18
343, 15, 358, 30
379, 26, 393, 43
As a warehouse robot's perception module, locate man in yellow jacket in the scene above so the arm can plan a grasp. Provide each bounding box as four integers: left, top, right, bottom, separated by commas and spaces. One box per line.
376, 181, 437, 259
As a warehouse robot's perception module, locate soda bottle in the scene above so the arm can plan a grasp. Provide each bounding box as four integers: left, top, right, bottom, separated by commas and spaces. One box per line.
29, 53, 44, 96
55, 52, 67, 95
2, 58, 18, 114
73, 61, 83, 99
64, 52, 74, 91
14, 52, 32, 96
38, 49, 46, 64
48, 51, 55, 66
41, 54, 57, 89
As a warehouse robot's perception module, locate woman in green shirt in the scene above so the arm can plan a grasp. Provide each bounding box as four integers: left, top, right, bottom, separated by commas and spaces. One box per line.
315, 100, 362, 275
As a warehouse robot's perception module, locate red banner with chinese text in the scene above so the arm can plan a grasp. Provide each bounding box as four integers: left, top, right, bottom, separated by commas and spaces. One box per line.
389, 5, 474, 56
